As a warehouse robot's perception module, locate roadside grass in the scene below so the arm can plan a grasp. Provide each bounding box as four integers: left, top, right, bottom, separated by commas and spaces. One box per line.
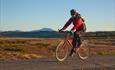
0, 37, 115, 60
0, 37, 61, 60
90, 47, 115, 56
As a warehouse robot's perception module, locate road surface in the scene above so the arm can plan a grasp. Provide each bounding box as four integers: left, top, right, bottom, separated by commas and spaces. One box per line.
0, 55, 115, 70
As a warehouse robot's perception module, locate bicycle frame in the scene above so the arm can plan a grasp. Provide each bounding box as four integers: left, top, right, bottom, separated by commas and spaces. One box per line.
63, 32, 73, 48
63, 31, 79, 50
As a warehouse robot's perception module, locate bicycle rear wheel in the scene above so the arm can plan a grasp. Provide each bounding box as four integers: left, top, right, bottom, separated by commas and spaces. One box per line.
77, 40, 89, 60
55, 41, 69, 61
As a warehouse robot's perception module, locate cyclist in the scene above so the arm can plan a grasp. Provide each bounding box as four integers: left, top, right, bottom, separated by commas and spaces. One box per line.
59, 9, 86, 56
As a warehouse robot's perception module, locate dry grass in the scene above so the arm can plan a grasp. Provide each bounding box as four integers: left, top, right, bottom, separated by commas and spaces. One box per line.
0, 37, 61, 60
88, 39, 115, 55
0, 37, 115, 60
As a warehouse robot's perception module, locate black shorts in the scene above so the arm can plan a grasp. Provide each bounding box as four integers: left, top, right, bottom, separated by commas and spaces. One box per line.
76, 27, 84, 32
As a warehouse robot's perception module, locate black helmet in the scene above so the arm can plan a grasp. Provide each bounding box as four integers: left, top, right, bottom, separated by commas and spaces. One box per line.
70, 9, 77, 14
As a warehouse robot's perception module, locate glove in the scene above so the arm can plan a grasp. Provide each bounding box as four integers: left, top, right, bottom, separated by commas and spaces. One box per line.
59, 29, 63, 32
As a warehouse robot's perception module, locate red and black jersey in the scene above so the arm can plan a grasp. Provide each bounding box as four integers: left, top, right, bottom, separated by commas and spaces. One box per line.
62, 15, 84, 31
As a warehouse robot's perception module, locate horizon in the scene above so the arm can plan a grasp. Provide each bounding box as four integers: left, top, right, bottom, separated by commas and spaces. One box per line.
0, 27, 115, 32
0, 0, 115, 32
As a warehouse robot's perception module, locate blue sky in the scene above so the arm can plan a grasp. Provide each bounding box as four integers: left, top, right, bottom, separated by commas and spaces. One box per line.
0, 0, 115, 31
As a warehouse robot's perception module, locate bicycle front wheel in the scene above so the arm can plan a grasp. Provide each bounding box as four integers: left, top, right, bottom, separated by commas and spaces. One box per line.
55, 41, 69, 61
77, 40, 89, 60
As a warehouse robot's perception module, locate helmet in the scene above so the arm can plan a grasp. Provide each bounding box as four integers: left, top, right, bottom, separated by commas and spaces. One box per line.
70, 9, 77, 14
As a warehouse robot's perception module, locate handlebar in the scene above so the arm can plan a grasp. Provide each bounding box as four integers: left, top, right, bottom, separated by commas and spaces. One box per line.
59, 30, 70, 33
58, 29, 73, 36
58, 29, 70, 33
58, 30, 73, 39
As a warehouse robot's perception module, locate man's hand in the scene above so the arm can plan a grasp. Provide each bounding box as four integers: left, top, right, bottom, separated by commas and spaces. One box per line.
59, 29, 63, 32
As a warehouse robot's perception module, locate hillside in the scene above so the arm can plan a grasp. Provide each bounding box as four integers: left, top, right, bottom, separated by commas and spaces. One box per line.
0, 31, 63, 38
31, 28, 55, 32
0, 28, 63, 38
0, 29, 115, 38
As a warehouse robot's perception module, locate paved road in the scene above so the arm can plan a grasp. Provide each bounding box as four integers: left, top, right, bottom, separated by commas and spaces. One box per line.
0, 55, 115, 70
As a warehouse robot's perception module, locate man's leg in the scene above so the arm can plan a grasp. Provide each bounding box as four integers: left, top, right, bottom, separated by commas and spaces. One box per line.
69, 32, 77, 56
76, 33, 81, 48
69, 32, 82, 56
72, 32, 77, 48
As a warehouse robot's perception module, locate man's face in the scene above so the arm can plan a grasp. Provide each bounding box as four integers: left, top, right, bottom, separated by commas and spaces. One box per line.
71, 12, 77, 18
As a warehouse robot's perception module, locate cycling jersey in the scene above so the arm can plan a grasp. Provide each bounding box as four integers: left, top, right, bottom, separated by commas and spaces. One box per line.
62, 15, 84, 31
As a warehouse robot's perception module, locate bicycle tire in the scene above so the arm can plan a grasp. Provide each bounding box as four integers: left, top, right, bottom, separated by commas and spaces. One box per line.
77, 40, 89, 60
55, 41, 69, 61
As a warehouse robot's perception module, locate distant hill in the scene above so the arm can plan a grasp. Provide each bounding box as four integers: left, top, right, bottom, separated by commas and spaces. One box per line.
31, 28, 55, 32
0, 28, 64, 38
0, 28, 115, 38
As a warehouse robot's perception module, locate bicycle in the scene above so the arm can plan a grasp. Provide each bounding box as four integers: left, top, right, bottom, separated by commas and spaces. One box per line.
55, 31, 89, 61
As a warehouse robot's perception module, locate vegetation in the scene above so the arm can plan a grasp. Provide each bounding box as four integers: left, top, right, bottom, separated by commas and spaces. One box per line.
0, 35, 115, 60
0, 37, 61, 60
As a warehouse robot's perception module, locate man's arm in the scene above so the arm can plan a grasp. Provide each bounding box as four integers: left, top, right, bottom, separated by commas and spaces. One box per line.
62, 18, 72, 30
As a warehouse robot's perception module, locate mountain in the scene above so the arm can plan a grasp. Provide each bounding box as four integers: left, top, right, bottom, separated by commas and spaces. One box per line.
0, 28, 64, 38
39, 28, 55, 31
31, 28, 55, 32
0, 28, 115, 38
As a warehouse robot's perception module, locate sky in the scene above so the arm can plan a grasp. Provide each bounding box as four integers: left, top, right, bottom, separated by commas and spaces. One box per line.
0, 0, 115, 32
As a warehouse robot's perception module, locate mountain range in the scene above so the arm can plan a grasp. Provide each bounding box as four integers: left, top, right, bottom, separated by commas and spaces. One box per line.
31, 28, 55, 32
0, 28, 115, 38
0, 28, 64, 38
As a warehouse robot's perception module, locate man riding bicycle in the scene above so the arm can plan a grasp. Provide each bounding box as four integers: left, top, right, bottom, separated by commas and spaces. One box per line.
59, 9, 86, 56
